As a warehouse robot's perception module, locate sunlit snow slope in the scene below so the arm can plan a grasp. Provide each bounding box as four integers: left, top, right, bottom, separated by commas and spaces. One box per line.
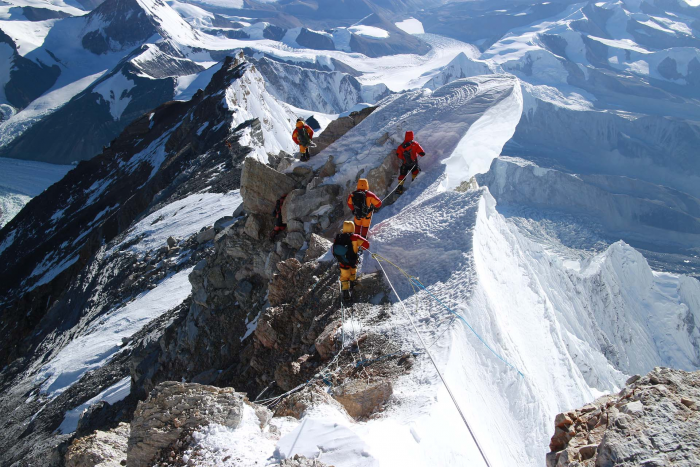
261, 74, 700, 467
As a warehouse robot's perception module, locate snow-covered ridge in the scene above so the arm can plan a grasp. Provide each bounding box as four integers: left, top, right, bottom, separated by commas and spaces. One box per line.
308, 73, 521, 192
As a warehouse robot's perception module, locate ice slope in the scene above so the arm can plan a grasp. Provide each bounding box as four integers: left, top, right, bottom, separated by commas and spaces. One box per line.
252, 56, 390, 114
479, 156, 700, 252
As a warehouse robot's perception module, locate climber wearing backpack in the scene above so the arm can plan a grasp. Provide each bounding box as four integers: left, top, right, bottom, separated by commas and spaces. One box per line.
333, 221, 370, 301
347, 178, 382, 237
292, 118, 314, 162
395, 131, 425, 194
269, 193, 287, 241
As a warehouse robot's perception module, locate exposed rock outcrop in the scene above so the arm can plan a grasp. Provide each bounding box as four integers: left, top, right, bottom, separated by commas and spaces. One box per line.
240, 157, 297, 215
281, 454, 331, 466
547, 367, 700, 467
127, 382, 247, 466
312, 106, 375, 155
65, 423, 129, 467
332, 379, 393, 419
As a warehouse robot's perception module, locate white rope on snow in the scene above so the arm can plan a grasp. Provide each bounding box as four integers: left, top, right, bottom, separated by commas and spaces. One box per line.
373, 256, 494, 467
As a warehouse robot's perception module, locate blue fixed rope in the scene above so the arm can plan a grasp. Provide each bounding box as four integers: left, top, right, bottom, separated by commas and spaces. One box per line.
410, 278, 525, 378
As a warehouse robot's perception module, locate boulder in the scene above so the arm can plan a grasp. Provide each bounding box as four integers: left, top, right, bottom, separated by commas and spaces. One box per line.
281, 454, 331, 466
65, 423, 129, 467
244, 214, 264, 240
317, 156, 336, 178
366, 150, 400, 197
196, 227, 216, 244
283, 185, 340, 222
314, 319, 341, 360
214, 215, 236, 232
304, 234, 332, 262
275, 386, 342, 420
290, 166, 314, 185
287, 219, 305, 232
240, 157, 296, 215
166, 236, 178, 248
332, 379, 392, 419
284, 232, 306, 250
127, 382, 245, 467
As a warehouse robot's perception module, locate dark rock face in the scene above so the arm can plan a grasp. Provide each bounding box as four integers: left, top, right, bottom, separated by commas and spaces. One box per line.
0, 56, 251, 367
0, 28, 61, 109
296, 27, 335, 50
0, 56, 259, 467
263, 23, 287, 41
18, 6, 74, 21
546, 367, 700, 467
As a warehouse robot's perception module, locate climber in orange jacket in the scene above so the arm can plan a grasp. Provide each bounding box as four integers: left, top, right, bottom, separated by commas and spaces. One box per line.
333, 221, 370, 301
395, 131, 425, 194
347, 178, 382, 237
292, 118, 314, 162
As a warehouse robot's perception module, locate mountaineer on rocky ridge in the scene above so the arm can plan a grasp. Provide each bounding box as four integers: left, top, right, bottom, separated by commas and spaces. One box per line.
292, 118, 315, 162
395, 130, 425, 195
333, 220, 370, 302
347, 178, 382, 237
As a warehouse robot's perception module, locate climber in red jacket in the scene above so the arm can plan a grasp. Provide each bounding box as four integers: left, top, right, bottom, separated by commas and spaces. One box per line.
292, 118, 314, 162
395, 130, 425, 194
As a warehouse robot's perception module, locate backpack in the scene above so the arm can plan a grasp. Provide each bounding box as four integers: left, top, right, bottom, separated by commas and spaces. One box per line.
351, 190, 370, 218
333, 233, 358, 266
296, 126, 311, 146
401, 141, 413, 163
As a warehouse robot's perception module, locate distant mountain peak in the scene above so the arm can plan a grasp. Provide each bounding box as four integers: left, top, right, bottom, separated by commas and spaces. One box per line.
82, 0, 199, 54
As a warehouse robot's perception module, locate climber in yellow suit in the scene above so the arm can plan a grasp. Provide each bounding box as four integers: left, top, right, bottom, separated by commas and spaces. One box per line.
333, 221, 370, 301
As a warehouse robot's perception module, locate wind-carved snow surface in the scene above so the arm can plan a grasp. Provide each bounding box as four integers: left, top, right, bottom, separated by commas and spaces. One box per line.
441, 81, 522, 189
308, 74, 520, 192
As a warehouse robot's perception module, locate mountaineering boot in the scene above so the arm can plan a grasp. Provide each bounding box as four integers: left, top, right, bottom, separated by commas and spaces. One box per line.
342, 289, 351, 302
411, 172, 418, 181
396, 184, 404, 195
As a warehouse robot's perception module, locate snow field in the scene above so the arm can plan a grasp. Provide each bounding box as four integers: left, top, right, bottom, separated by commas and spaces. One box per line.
33, 266, 195, 397
395, 18, 424, 35
111, 191, 242, 258
58, 376, 131, 434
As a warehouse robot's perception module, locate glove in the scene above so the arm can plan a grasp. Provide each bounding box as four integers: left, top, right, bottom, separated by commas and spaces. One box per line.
419, 151, 426, 156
